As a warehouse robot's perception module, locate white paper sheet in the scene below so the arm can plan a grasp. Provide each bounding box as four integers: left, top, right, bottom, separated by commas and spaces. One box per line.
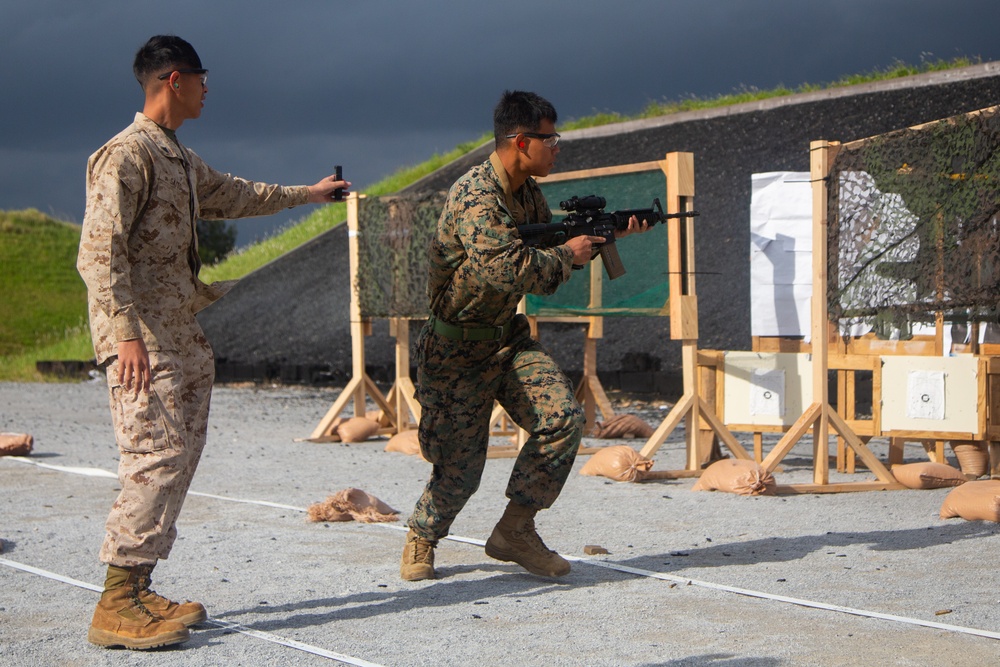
905, 370, 946, 420
750, 172, 812, 337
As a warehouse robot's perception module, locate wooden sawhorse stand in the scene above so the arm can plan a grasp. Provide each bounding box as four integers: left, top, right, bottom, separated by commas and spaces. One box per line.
758, 141, 903, 492
306, 195, 417, 442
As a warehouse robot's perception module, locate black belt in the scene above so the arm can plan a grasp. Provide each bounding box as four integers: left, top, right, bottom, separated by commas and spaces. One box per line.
429, 315, 511, 341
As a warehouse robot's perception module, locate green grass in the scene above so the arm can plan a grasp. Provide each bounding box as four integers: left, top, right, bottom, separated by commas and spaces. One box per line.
0, 321, 94, 382
554, 56, 982, 129
0, 55, 982, 381
0, 209, 88, 353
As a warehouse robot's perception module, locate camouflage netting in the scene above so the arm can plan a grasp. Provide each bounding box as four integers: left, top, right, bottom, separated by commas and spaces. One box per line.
355, 192, 445, 318
828, 105, 1000, 336
353, 168, 673, 319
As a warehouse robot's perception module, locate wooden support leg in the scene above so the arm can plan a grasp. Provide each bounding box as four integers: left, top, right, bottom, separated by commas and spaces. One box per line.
762, 403, 822, 473
888, 437, 905, 466
836, 370, 847, 472
640, 394, 695, 460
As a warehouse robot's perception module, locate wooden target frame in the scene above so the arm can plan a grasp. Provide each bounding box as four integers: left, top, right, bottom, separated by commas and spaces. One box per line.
704, 126, 1000, 491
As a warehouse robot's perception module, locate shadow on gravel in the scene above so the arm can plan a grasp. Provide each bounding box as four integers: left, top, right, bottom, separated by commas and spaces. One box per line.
616, 521, 1000, 573
198, 523, 999, 637
639, 657, 781, 667
210, 563, 634, 633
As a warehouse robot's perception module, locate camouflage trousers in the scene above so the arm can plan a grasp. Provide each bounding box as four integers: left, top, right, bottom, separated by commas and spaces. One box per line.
408, 314, 584, 541
99, 337, 214, 567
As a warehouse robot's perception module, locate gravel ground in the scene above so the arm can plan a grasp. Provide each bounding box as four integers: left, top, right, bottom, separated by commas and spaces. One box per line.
3, 379, 1000, 666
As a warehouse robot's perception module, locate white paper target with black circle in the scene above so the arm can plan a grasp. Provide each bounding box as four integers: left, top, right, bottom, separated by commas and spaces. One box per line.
749, 369, 786, 417
905, 370, 945, 421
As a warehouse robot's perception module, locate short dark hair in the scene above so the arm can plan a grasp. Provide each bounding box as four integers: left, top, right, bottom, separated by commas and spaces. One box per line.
493, 90, 558, 147
133, 35, 203, 90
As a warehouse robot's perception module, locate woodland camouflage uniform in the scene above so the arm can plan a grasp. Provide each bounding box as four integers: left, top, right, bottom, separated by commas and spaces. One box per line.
78, 111, 309, 566
408, 151, 585, 541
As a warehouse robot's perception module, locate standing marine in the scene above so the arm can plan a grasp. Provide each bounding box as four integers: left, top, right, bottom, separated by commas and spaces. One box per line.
78, 34, 349, 649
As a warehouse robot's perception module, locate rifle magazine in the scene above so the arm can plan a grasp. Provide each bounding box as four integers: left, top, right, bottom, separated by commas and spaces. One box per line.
600, 244, 626, 280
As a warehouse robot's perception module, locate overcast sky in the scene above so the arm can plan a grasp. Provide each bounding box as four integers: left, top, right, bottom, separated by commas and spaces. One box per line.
1, 0, 997, 247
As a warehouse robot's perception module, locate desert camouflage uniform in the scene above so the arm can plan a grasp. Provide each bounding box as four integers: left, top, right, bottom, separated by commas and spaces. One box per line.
77, 112, 309, 566
408, 152, 585, 541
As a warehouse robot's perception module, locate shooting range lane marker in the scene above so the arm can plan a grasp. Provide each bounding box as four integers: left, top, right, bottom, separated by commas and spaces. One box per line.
0, 556, 387, 667
576, 558, 1000, 642
7, 455, 1000, 642
4, 456, 305, 511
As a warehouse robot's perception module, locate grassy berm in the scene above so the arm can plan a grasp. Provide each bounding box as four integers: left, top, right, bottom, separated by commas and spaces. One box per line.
0, 209, 91, 380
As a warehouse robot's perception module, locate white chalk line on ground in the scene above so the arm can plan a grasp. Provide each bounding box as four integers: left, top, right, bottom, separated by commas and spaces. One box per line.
0, 556, 385, 667
7, 455, 1000, 643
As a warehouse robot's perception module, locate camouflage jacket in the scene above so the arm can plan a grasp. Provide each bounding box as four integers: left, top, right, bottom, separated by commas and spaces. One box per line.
427, 152, 573, 327
77, 112, 310, 363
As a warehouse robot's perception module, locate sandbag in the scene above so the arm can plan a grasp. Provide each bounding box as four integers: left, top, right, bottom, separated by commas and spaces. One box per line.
0, 433, 33, 456
336, 417, 380, 443
385, 429, 425, 460
692, 459, 776, 496
579, 445, 653, 482
891, 462, 967, 489
949, 441, 989, 478
591, 414, 655, 439
940, 480, 1000, 522
307, 488, 399, 523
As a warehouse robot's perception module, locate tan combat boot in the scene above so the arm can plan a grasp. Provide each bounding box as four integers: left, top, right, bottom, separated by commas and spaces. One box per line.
135, 564, 208, 627
87, 565, 189, 650
400, 529, 436, 581
485, 501, 571, 577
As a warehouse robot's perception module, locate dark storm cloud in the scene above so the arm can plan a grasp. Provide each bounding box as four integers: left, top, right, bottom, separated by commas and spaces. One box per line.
1, 0, 997, 245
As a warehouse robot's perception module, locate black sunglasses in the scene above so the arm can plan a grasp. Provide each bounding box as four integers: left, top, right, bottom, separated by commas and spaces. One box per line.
504, 132, 561, 148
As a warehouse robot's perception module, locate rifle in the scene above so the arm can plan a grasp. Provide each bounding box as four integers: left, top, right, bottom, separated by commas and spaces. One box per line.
517, 195, 699, 279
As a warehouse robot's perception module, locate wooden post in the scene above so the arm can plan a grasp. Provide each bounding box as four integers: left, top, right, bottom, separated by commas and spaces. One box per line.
382, 317, 420, 431
573, 254, 615, 433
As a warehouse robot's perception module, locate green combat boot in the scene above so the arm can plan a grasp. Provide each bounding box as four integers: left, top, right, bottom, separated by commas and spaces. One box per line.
134, 564, 208, 627
485, 501, 571, 577
400, 529, 436, 581
87, 565, 189, 650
